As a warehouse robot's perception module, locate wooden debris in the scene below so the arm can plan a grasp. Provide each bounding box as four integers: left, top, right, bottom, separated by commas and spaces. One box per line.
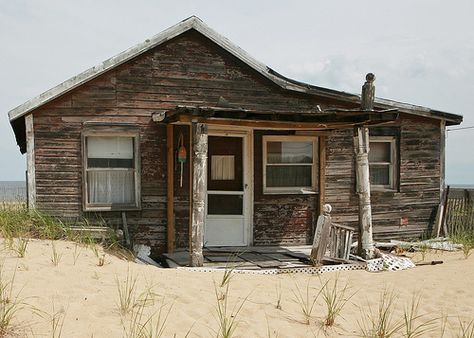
310, 204, 332, 264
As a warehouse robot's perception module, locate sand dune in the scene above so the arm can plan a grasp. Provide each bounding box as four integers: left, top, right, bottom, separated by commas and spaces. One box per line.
1, 238, 472, 337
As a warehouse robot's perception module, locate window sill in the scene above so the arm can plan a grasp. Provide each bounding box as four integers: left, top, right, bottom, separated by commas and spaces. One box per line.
371, 188, 398, 193
83, 205, 141, 212
263, 188, 318, 195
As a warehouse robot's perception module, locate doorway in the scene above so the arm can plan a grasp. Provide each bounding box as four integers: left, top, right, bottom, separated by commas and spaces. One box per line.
204, 132, 250, 246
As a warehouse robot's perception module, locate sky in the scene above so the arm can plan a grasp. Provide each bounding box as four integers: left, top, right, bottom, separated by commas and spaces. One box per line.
1, 0, 473, 184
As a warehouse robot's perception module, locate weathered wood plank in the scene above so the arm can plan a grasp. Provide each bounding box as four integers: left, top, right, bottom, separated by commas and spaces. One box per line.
26, 114, 36, 209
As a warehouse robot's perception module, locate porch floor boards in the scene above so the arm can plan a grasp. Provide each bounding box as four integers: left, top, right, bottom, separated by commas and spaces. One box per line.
163, 245, 315, 270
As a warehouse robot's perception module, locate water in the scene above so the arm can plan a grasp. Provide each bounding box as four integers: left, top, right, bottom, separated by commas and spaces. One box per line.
0, 181, 26, 202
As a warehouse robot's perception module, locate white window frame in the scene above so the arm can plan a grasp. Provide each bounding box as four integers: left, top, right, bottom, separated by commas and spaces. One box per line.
369, 136, 397, 191
263, 135, 318, 194
82, 130, 141, 211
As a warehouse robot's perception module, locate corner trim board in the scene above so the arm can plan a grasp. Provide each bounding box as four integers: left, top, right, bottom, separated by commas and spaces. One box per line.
25, 114, 36, 209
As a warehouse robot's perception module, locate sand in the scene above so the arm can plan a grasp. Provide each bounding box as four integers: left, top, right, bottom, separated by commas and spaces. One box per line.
0, 238, 473, 337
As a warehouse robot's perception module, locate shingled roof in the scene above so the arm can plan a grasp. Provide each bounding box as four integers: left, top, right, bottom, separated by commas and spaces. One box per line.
8, 16, 463, 126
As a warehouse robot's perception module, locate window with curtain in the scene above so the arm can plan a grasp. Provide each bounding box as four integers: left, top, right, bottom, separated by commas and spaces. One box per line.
263, 136, 318, 193
84, 135, 139, 209
369, 137, 397, 190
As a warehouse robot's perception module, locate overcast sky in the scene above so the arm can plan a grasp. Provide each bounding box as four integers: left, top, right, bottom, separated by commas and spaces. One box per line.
1, 1, 473, 183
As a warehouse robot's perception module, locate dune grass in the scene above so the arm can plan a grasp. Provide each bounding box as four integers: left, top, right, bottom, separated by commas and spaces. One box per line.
358, 289, 402, 338
320, 275, 355, 327
0, 265, 25, 337
213, 280, 249, 338
0, 205, 133, 263
451, 232, 474, 259
292, 277, 324, 325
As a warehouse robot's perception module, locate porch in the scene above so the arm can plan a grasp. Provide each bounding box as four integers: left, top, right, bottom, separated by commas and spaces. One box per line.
163, 75, 399, 266
162, 245, 355, 270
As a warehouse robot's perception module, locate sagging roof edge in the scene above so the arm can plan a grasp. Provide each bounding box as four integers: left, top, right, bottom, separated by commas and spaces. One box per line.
7, 15, 463, 126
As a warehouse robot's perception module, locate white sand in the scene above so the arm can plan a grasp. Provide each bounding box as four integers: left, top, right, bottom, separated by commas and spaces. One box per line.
1, 239, 473, 337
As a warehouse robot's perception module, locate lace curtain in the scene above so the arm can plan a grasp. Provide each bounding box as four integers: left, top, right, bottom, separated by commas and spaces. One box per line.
88, 170, 135, 204
86, 136, 135, 205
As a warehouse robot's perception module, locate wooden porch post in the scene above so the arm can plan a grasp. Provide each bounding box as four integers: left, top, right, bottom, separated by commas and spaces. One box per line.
355, 73, 375, 259
190, 122, 208, 267
166, 124, 174, 253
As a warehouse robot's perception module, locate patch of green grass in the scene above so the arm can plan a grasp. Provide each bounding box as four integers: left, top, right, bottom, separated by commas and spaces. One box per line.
0, 206, 134, 263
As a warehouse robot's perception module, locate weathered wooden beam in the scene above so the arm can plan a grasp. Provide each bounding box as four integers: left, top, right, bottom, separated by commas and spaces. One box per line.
310, 204, 332, 265
168, 114, 338, 129
188, 125, 193, 258
166, 124, 175, 253
439, 119, 446, 199
190, 122, 208, 267
318, 136, 326, 215
25, 114, 36, 209
355, 73, 375, 259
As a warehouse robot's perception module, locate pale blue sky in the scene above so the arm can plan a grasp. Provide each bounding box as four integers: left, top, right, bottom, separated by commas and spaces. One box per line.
1, 0, 473, 183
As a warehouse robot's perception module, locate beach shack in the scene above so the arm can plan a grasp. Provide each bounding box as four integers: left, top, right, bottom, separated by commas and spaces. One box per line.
7, 17, 462, 263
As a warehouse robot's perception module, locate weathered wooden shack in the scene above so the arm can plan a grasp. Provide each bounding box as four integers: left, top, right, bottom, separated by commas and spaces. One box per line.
8, 17, 462, 259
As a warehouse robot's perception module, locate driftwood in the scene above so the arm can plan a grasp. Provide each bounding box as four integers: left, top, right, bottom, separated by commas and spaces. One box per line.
354, 73, 376, 259
190, 122, 208, 267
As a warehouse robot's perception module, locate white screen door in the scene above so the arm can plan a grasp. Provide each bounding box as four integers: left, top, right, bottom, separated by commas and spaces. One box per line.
205, 135, 248, 246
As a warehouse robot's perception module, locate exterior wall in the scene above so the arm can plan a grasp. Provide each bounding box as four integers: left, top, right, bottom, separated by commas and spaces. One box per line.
325, 116, 441, 240
252, 130, 317, 246
31, 30, 334, 255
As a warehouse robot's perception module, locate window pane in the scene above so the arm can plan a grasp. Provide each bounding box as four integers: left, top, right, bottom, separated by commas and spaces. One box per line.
369, 142, 391, 162
266, 165, 312, 188
87, 136, 133, 159
88, 170, 135, 204
208, 194, 243, 215
267, 141, 313, 164
370, 165, 390, 186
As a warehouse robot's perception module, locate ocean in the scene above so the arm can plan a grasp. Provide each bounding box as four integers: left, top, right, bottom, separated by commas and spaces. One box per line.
0, 181, 27, 202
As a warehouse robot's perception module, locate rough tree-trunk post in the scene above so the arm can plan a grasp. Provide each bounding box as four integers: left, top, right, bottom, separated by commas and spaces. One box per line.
355, 73, 376, 259
190, 122, 208, 267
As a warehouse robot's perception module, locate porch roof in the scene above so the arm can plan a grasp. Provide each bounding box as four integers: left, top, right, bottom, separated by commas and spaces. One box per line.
162, 105, 400, 129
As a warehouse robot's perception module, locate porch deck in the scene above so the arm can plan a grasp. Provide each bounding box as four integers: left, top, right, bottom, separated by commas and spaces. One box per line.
162, 245, 349, 270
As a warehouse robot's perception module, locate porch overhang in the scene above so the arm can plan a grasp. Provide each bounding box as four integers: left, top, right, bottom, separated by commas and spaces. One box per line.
163, 105, 399, 129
